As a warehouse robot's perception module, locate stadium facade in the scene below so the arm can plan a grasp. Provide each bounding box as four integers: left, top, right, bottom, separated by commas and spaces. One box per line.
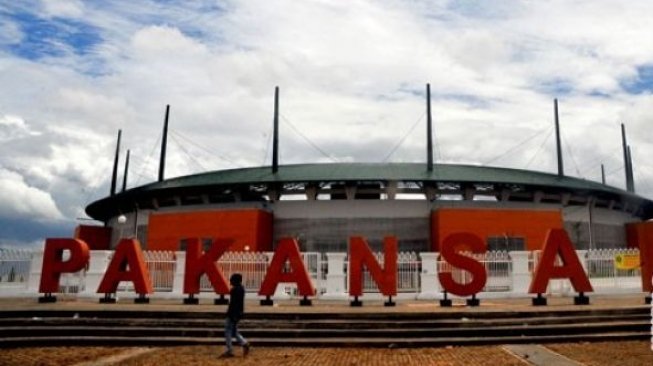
77, 87, 653, 254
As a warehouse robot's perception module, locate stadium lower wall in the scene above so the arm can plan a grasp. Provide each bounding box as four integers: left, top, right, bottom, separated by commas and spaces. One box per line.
431, 208, 564, 251
146, 209, 273, 251
102, 200, 639, 252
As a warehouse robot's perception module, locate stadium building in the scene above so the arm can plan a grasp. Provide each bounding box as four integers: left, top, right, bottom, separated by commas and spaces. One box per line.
77, 86, 653, 254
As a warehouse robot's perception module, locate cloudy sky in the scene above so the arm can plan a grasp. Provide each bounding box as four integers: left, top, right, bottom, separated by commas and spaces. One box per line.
1, 0, 652, 247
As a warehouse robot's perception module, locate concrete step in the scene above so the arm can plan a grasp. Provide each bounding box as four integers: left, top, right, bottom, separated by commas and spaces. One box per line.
0, 306, 648, 348
0, 306, 647, 320
0, 331, 648, 348
1, 320, 648, 339
1, 313, 647, 329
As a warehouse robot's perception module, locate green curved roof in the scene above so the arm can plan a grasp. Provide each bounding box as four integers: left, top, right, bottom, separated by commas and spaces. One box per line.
86, 163, 653, 220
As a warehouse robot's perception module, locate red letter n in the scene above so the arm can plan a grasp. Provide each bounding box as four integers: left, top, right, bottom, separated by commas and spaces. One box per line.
348, 236, 397, 300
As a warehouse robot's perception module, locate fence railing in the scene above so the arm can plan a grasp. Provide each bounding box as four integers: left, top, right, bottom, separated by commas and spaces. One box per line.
344, 252, 421, 293
144, 251, 176, 292
584, 248, 641, 291
0, 247, 646, 298
0, 249, 32, 286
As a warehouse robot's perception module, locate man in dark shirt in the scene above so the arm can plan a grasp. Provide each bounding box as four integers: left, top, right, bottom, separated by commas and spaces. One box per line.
221, 273, 250, 357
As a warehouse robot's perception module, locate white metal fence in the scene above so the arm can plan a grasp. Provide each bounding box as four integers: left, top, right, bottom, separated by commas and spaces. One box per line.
144, 251, 176, 292
0, 247, 646, 298
344, 252, 421, 293
0, 248, 32, 286
584, 249, 642, 291
201, 252, 269, 293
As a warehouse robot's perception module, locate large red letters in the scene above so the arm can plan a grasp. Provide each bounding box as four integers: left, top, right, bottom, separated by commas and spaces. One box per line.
258, 238, 316, 297
438, 233, 487, 296
529, 229, 593, 294
36, 228, 612, 300
348, 236, 397, 297
39, 239, 90, 294
183, 238, 233, 295
96, 239, 153, 295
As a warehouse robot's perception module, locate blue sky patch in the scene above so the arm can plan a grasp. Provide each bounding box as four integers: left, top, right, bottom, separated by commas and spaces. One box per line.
5, 12, 102, 60
446, 0, 519, 20
622, 65, 653, 94
536, 79, 573, 97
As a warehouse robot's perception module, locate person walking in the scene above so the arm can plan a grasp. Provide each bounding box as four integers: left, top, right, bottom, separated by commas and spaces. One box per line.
221, 273, 250, 358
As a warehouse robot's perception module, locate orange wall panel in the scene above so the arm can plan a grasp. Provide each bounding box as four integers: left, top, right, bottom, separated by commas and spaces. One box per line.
74, 225, 111, 250
147, 209, 273, 252
431, 208, 564, 251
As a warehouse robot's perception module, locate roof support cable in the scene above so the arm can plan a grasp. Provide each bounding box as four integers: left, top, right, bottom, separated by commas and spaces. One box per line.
134, 133, 162, 186
560, 129, 583, 178
262, 126, 274, 166
605, 165, 625, 177
576, 145, 622, 176
170, 129, 238, 166
280, 114, 339, 162
525, 128, 554, 169
382, 112, 425, 162
169, 133, 207, 172
483, 124, 552, 166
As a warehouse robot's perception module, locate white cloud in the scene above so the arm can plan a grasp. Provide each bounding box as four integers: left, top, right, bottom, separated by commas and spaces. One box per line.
0, 115, 40, 142
41, 0, 84, 18
0, 168, 63, 220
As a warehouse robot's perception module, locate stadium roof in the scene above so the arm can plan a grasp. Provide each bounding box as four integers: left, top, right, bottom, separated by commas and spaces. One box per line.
86, 163, 653, 221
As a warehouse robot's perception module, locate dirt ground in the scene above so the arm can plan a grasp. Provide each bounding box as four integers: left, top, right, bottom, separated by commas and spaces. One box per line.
1, 341, 652, 366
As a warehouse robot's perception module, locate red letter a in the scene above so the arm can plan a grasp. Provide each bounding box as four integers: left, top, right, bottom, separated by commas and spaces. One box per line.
348, 236, 397, 297
97, 239, 153, 295
529, 229, 593, 294
39, 238, 90, 294
258, 238, 316, 297
183, 238, 233, 295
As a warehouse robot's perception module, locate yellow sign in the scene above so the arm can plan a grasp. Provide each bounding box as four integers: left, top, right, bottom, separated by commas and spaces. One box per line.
614, 254, 640, 270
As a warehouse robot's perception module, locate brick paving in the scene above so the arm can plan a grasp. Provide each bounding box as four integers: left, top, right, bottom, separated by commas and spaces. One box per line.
546, 341, 653, 366
0, 347, 130, 366
2, 343, 653, 366
0, 346, 521, 366
112, 345, 527, 366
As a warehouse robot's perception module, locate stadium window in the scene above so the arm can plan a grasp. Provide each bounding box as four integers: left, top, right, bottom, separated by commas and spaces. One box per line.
179, 238, 213, 251
487, 236, 525, 251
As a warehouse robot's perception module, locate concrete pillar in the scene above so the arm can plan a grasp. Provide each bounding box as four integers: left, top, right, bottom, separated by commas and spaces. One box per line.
26, 250, 44, 294
305, 185, 318, 200
576, 250, 589, 272
80, 251, 112, 297
345, 186, 356, 200
386, 181, 397, 200
417, 252, 441, 299
576, 250, 590, 289
425, 186, 437, 201
511, 251, 531, 295
322, 253, 347, 300
172, 251, 186, 296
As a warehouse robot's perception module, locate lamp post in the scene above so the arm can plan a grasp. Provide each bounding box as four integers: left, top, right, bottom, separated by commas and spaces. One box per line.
117, 214, 127, 245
